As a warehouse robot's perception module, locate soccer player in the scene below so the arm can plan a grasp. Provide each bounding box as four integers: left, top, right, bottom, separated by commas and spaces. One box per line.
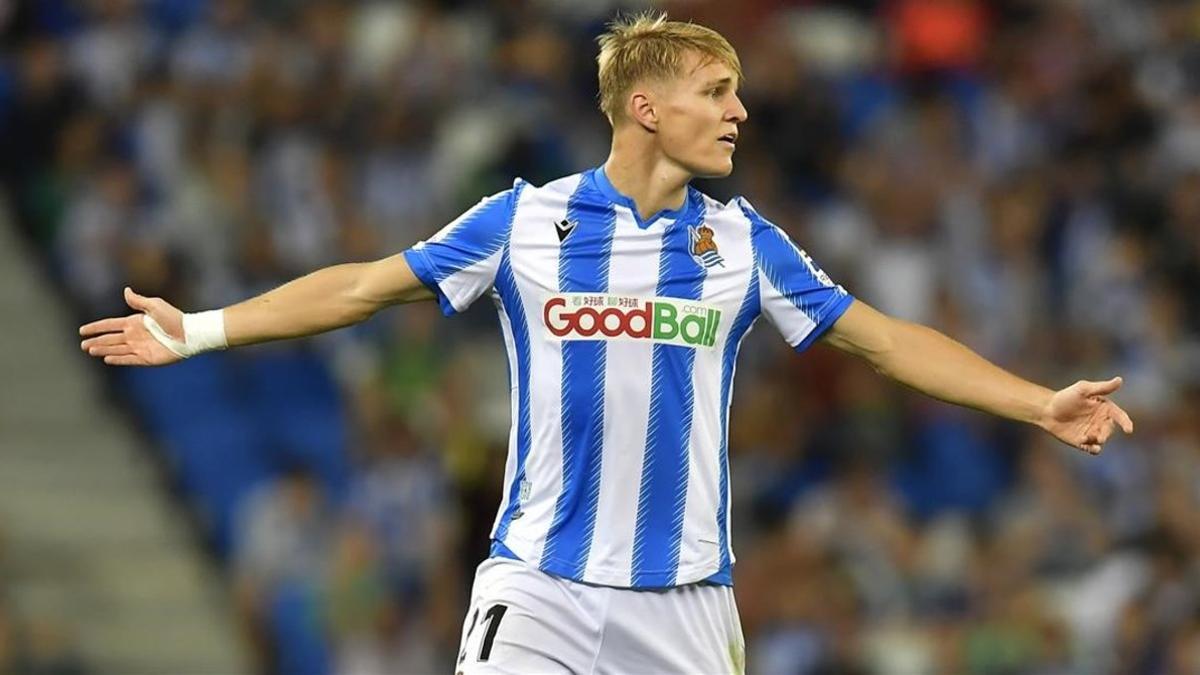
79, 13, 1133, 674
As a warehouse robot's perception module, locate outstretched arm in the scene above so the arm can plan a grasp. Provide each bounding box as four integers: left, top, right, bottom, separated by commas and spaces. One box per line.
821, 300, 1134, 454
79, 252, 433, 366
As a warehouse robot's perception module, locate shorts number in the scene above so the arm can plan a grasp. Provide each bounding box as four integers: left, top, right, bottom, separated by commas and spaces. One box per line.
459, 604, 509, 664
478, 604, 508, 662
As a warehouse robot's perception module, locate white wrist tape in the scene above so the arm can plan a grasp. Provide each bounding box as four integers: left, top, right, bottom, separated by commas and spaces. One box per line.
143, 310, 228, 358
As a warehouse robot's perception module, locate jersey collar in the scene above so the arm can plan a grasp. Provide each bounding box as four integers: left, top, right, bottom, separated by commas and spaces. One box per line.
590, 166, 696, 230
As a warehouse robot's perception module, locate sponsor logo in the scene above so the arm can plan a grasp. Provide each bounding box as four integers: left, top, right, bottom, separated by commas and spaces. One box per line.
689, 224, 725, 269
554, 218, 577, 242
542, 293, 722, 348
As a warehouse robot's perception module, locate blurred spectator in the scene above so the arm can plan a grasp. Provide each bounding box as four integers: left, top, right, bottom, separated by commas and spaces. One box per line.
341, 411, 462, 665
232, 465, 334, 674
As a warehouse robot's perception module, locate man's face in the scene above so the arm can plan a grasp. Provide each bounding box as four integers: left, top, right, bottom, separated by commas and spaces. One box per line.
650, 52, 748, 178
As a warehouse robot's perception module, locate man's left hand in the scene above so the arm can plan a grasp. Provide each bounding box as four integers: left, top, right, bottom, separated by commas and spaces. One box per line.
1040, 376, 1135, 455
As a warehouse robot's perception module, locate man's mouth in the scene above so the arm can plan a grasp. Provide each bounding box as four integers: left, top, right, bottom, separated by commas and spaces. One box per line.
718, 132, 737, 147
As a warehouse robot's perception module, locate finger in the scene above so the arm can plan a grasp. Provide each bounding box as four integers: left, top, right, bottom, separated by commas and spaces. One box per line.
79, 317, 129, 336
81, 333, 127, 350
1081, 376, 1123, 397
1081, 442, 1102, 455
88, 344, 137, 357
104, 354, 145, 366
1107, 402, 1134, 434
124, 286, 153, 312
1095, 421, 1115, 445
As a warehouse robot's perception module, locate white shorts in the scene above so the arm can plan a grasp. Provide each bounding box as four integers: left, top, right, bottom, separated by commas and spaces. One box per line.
454, 557, 745, 675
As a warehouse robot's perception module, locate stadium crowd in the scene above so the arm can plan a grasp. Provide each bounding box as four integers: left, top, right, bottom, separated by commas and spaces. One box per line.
3, 0, 1200, 673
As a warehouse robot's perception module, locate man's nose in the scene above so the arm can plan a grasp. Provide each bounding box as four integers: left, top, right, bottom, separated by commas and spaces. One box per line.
729, 94, 748, 123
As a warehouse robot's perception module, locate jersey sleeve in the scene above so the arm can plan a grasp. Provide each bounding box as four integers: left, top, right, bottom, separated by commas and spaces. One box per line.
402, 182, 523, 316
740, 198, 855, 352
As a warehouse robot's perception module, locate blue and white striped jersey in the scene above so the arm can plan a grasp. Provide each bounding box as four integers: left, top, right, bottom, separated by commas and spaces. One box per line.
403, 167, 854, 589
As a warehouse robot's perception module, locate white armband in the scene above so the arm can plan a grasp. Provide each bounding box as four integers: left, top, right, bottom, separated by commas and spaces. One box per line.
143, 310, 228, 358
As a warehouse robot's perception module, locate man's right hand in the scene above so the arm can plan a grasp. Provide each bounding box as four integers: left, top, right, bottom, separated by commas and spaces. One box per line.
79, 287, 186, 366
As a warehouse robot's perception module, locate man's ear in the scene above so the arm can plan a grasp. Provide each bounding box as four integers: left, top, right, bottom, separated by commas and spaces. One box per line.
629, 90, 658, 133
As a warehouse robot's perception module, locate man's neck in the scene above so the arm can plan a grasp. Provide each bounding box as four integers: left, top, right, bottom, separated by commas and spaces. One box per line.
602, 142, 692, 222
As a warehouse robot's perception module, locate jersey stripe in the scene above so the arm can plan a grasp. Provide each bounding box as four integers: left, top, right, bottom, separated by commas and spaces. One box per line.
632, 205, 707, 587
491, 273, 520, 538
586, 205, 661, 584
540, 181, 617, 577
489, 182, 530, 542
678, 195, 730, 581
715, 264, 760, 582
492, 248, 531, 541
504, 174, 578, 559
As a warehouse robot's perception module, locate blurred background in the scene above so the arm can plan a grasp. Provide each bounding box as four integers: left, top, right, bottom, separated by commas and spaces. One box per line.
1, 0, 1199, 673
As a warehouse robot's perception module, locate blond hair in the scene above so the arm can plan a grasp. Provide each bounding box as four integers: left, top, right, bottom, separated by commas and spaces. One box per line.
596, 12, 742, 125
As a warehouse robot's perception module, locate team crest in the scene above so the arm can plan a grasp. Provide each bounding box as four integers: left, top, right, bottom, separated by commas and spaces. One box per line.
510, 478, 531, 520
688, 224, 725, 269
